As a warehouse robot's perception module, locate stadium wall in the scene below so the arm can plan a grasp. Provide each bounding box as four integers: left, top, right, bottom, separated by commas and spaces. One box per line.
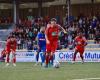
12, 50, 100, 62
0, 3, 100, 19
0, 49, 100, 62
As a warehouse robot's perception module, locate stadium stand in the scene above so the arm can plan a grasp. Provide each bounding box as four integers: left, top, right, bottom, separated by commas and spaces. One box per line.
0, 1, 100, 80
0, 0, 99, 51
7, 15, 100, 50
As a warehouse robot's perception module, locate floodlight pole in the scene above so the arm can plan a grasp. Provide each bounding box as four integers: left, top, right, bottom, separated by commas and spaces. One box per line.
91, 0, 94, 16
13, 0, 19, 24
66, 0, 71, 26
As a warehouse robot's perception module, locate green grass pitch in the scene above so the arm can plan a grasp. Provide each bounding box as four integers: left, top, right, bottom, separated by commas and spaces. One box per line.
0, 62, 100, 80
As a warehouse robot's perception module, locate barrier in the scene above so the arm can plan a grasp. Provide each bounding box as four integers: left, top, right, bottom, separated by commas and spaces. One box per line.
55, 51, 100, 62
16, 51, 36, 62
14, 50, 100, 62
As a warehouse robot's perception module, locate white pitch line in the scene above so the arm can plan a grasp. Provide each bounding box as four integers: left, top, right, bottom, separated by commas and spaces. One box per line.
73, 78, 100, 80
73, 79, 85, 80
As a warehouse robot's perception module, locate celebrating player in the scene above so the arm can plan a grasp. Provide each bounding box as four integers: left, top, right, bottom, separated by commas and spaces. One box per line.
45, 18, 67, 67
35, 27, 46, 66
5, 36, 17, 66
72, 32, 87, 64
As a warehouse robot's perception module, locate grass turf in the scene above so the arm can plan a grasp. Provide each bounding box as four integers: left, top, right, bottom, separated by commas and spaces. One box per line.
0, 62, 100, 80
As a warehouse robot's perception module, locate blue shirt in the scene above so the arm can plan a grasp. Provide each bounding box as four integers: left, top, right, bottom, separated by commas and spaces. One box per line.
91, 20, 97, 28
37, 32, 46, 47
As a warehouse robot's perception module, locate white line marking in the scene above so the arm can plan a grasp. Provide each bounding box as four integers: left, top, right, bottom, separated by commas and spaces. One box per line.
73, 78, 100, 80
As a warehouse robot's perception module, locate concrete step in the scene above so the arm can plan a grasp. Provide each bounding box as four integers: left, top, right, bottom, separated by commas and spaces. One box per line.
86, 44, 100, 48
85, 48, 100, 51
61, 48, 100, 51
88, 40, 94, 44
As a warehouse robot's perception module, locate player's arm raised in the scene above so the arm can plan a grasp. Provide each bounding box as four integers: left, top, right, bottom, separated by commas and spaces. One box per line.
58, 25, 67, 34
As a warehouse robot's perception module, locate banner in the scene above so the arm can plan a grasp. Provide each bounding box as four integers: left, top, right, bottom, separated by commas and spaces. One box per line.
55, 51, 100, 62
15, 50, 100, 62
16, 51, 36, 62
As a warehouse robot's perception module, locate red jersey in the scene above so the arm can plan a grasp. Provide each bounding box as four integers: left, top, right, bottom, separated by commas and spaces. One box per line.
6, 38, 17, 50
45, 24, 59, 41
75, 36, 87, 47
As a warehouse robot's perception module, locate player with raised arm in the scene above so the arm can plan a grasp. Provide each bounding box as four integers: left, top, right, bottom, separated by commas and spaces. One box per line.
5, 36, 17, 66
72, 32, 87, 64
45, 18, 67, 67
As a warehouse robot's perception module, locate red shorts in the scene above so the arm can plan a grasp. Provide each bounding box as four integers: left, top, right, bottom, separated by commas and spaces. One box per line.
46, 40, 58, 53
75, 46, 84, 55
6, 48, 16, 54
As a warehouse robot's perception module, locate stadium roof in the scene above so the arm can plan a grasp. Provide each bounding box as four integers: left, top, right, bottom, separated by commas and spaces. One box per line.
0, 0, 55, 3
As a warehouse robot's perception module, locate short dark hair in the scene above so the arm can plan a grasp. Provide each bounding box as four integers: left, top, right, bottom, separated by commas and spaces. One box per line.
51, 18, 57, 22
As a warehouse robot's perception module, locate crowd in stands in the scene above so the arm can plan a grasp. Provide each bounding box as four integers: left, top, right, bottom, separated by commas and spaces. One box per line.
11, 16, 46, 50
8, 15, 100, 50
0, 16, 12, 24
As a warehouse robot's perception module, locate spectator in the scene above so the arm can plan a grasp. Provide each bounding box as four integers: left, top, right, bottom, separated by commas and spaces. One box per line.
94, 30, 100, 44
7, 14, 100, 50
27, 39, 33, 50
17, 38, 21, 50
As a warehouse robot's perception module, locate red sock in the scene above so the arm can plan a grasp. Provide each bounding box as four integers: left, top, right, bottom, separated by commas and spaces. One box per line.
50, 55, 53, 65
13, 57, 16, 63
80, 54, 83, 61
7, 56, 9, 63
50, 55, 53, 61
46, 55, 49, 65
